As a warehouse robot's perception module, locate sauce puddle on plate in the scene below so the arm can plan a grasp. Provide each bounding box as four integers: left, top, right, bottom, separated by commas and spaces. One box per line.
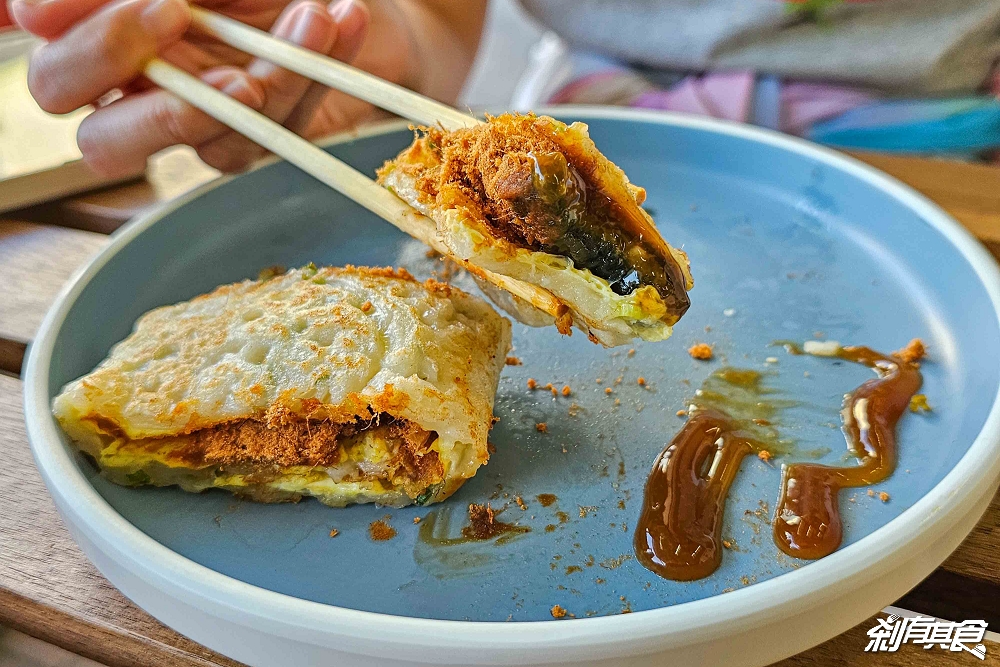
773, 343, 923, 559
635, 341, 924, 581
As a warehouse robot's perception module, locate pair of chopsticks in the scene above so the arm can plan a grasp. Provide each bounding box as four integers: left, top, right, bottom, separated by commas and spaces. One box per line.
143, 8, 566, 320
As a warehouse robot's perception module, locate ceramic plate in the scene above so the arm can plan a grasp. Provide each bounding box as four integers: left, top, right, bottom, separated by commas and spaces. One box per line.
24, 109, 1000, 666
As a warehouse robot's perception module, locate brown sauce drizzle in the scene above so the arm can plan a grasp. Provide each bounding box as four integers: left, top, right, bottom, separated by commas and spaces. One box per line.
635, 341, 924, 581
773, 345, 922, 559
634, 409, 753, 580
634, 368, 790, 581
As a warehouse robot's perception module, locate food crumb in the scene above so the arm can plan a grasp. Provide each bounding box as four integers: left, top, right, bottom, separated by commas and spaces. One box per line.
460, 503, 530, 541
894, 338, 926, 364
599, 554, 632, 569
614, 398, 621, 406
579, 506, 597, 518
614, 376, 623, 385
505, 356, 522, 366
568, 403, 581, 417
879, 491, 890, 502
688, 343, 714, 360
515, 496, 527, 511
595, 578, 606, 584
758, 450, 772, 463
676, 409, 687, 417
550, 605, 568, 619
368, 519, 396, 541
605, 387, 613, 395
537, 493, 557, 507
329, 528, 339, 538
722, 539, 733, 549
637, 377, 646, 386
487, 442, 496, 454
527, 378, 537, 390
412, 517, 422, 524
909, 394, 932, 413
803, 371, 811, 378
565, 565, 582, 575
536, 422, 548, 433
765, 357, 779, 364
867, 489, 876, 497
723, 308, 736, 317
360, 301, 373, 313
561, 385, 572, 397
627, 349, 636, 357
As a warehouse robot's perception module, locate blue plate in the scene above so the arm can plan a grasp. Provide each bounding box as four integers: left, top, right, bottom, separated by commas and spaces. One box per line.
28, 111, 1000, 635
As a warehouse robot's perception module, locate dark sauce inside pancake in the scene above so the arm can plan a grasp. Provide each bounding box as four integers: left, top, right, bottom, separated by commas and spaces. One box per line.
494, 150, 690, 320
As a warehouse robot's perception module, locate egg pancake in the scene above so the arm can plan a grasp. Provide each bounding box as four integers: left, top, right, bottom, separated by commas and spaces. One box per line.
53, 265, 511, 507
377, 113, 693, 347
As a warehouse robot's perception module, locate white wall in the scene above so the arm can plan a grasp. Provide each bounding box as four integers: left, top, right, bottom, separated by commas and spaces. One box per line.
459, 0, 545, 110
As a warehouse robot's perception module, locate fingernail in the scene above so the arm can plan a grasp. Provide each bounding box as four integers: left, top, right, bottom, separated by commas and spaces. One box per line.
329, 0, 357, 22
287, 3, 329, 43
222, 77, 266, 110
139, 0, 190, 42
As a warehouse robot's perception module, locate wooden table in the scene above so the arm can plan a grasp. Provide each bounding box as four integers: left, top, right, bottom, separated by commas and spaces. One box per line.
1, 149, 998, 667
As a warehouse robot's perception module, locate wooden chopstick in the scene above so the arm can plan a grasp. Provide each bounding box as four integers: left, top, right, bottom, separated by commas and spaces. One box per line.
187, 7, 482, 131
142, 58, 564, 319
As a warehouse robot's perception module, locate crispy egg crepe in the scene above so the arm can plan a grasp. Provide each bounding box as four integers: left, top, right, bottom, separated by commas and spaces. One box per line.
53, 266, 511, 507
377, 113, 693, 347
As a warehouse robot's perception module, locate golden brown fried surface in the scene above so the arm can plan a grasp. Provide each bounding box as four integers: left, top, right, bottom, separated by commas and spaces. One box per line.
53, 265, 511, 506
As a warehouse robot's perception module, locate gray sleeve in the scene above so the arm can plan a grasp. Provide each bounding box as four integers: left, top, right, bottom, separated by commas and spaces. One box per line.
517, 0, 1000, 93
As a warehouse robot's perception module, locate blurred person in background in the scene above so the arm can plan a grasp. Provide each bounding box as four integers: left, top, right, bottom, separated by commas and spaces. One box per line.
5, 0, 1000, 177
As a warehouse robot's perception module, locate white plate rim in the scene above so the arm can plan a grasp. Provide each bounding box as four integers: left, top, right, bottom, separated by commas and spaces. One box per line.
22, 107, 1000, 659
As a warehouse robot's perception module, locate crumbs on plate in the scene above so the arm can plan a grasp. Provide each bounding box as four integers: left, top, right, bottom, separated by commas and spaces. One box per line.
894, 338, 926, 365
369, 519, 396, 541
688, 343, 714, 360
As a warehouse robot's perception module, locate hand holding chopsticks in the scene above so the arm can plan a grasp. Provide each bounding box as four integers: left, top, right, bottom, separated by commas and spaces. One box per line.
187, 7, 481, 132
